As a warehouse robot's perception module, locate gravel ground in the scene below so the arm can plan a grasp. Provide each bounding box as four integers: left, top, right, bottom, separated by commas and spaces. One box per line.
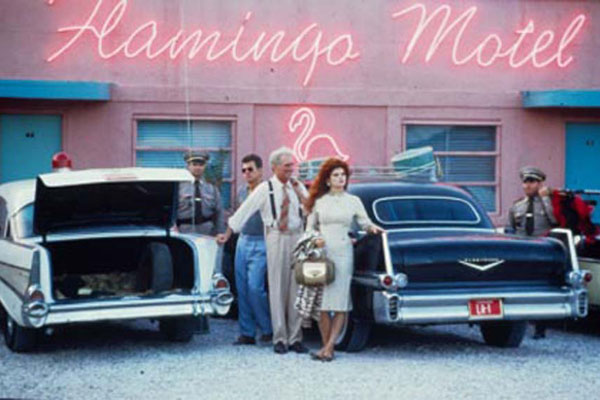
1, 316, 600, 400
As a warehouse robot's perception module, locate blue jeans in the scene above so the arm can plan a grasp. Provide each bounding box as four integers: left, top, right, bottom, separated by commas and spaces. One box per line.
235, 234, 272, 337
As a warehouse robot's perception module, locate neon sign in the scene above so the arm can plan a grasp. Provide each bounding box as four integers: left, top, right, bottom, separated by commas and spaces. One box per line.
45, 1, 588, 86
289, 107, 349, 162
46, 0, 360, 86
392, 3, 586, 68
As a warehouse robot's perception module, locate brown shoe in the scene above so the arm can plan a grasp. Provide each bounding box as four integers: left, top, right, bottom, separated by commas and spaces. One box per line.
233, 335, 256, 345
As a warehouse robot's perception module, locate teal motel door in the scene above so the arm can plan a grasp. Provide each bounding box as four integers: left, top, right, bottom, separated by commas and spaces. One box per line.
565, 123, 600, 223
0, 114, 62, 183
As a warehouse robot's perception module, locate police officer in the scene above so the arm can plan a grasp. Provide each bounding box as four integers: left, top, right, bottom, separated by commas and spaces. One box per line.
177, 151, 225, 236
507, 166, 557, 237
507, 166, 558, 339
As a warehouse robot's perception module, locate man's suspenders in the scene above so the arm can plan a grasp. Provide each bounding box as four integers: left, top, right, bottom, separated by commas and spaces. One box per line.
268, 180, 277, 227
267, 179, 303, 228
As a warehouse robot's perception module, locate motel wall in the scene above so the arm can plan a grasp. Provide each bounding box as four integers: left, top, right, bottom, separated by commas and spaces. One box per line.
1, 0, 600, 224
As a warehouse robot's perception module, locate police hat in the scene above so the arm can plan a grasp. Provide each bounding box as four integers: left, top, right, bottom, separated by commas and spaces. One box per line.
519, 166, 546, 182
183, 151, 209, 163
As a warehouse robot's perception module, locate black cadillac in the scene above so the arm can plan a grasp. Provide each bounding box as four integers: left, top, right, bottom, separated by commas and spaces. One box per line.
336, 181, 590, 351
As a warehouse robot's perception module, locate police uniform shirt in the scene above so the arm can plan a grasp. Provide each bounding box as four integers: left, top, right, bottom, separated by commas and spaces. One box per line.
177, 178, 225, 234
508, 194, 557, 237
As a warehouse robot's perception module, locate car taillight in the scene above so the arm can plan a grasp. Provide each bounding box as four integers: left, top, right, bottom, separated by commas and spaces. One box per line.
583, 272, 593, 284
214, 277, 229, 289
24, 284, 49, 320
27, 285, 45, 302
382, 275, 393, 288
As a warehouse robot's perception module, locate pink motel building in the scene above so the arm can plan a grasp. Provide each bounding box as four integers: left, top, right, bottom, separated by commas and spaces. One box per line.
1, 0, 600, 225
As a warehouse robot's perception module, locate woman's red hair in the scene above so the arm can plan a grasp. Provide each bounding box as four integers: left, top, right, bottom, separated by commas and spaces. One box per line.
306, 158, 351, 213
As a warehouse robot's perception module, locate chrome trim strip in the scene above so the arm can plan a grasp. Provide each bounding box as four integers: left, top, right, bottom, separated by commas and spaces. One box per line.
372, 195, 482, 226
457, 259, 505, 271
0, 261, 30, 273
381, 231, 394, 275
384, 227, 495, 234
552, 228, 581, 272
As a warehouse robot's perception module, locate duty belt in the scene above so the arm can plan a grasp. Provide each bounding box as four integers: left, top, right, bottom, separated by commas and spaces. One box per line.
177, 217, 212, 225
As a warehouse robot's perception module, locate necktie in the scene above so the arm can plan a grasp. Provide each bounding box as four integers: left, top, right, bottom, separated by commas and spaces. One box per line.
194, 181, 203, 222
525, 196, 534, 236
278, 185, 290, 231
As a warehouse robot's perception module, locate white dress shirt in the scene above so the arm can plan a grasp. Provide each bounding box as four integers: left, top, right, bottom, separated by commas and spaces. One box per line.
228, 176, 308, 233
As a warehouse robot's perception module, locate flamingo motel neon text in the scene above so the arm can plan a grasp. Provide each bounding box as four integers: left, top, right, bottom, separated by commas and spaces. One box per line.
47, 0, 587, 87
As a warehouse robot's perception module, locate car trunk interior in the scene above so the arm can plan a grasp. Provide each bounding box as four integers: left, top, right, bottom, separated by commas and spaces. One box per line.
43, 237, 195, 300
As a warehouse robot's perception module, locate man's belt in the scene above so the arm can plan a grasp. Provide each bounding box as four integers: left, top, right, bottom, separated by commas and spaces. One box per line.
177, 217, 212, 225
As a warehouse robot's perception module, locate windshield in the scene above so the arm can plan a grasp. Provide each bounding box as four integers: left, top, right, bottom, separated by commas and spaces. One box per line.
373, 196, 481, 225
13, 203, 34, 238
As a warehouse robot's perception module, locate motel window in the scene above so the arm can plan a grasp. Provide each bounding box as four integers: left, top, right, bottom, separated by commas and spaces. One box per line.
135, 120, 233, 208
405, 124, 498, 212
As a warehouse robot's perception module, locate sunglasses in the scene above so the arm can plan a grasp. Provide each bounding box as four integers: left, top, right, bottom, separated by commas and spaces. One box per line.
191, 160, 206, 166
241, 167, 255, 173
523, 178, 540, 183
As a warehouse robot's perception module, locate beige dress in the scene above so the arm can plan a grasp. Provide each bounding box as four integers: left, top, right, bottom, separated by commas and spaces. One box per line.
306, 192, 373, 312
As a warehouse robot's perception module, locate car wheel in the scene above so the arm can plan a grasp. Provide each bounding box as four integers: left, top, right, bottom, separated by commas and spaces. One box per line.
137, 242, 174, 293
159, 317, 195, 342
0, 304, 6, 332
334, 313, 372, 352
480, 321, 527, 348
3, 312, 37, 353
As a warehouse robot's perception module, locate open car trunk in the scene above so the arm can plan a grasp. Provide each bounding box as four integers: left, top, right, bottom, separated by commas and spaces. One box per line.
44, 237, 195, 300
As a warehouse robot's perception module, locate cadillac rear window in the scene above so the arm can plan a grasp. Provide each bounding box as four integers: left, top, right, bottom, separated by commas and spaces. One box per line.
373, 196, 481, 225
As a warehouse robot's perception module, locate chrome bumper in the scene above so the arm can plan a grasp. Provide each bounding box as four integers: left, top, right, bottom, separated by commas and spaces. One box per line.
23, 290, 233, 327
372, 288, 588, 325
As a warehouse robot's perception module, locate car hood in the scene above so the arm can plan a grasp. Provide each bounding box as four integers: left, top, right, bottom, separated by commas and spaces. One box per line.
34, 168, 193, 235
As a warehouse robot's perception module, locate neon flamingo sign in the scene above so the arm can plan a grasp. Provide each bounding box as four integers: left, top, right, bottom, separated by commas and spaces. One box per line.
289, 107, 349, 163
46, 0, 359, 86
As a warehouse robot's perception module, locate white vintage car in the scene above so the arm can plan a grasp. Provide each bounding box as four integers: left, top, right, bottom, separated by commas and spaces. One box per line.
0, 168, 233, 352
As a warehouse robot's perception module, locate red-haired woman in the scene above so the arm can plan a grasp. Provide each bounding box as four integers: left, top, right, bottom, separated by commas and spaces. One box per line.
305, 158, 383, 361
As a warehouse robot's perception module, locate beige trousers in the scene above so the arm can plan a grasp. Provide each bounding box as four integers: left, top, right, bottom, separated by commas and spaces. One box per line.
265, 229, 303, 346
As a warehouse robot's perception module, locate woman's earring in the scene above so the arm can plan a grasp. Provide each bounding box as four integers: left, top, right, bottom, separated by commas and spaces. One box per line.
327, 182, 331, 187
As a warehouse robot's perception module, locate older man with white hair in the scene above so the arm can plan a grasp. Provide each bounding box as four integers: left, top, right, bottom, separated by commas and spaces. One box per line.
217, 147, 309, 354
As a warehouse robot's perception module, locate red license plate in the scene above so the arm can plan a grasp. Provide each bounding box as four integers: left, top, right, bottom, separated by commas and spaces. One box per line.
468, 299, 503, 319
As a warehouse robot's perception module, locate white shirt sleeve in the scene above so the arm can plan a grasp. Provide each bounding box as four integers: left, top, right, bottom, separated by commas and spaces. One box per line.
228, 181, 268, 233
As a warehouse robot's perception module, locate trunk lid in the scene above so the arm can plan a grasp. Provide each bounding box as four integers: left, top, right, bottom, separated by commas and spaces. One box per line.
388, 230, 569, 288
34, 168, 192, 235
